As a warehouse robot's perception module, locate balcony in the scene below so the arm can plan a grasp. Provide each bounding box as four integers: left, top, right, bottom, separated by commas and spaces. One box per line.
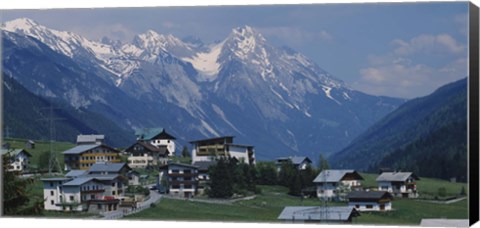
169, 173, 197, 178
81, 189, 105, 194
169, 180, 197, 186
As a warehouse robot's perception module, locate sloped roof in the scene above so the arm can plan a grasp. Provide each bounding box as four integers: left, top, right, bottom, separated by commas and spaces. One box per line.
376, 172, 420, 182
62, 144, 100, 155
85, 174, 119, 181
278, 206, 359, 221
65, 170, 88, 178
159, 162, 198, 170
88, 163, 129, 173
346, 191, 393, 200
62, 177, 98, 186
276, 156, 312, 165
135, 128, 176, 140
1, 149, 31, 157
313, 170, 364, 183
76, 134, 104, 143
40, 177, 72, 182
189, 136, 235, 144
192, 161, 217, 171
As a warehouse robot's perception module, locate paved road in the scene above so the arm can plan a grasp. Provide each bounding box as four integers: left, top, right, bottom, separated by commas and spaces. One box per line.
101, 187, 163, 220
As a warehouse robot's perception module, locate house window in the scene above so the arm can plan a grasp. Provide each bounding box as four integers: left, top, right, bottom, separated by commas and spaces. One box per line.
184, 185, 192, 189
91, 195, 95, 200
50, 191, 54, 196
172, 185, 180, 189
51, 200, 54, 205
366, 205, 373, 209
50, 182, 54, 187
112, 183, 115, 187
97, 204, 102, 210
172, 170, 179, 173
355, 205, 360, 208
112, 191, 116, 195
184, 170, 191, 174
69, 196, 74, 201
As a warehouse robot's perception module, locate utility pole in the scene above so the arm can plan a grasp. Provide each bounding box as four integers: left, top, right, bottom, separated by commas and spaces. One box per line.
37, 103, 64, 175
322, 170, 329, 223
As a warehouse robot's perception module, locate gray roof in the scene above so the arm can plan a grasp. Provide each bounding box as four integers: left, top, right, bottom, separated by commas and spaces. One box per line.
420, 219, 469, 227
62, 144, 99, 155
88, 163, 128, 173
65, 170, 88, 178
160, 162, 198, 170
278, 206, 358, 221
41, 177, 72, 182
313, 170, 363, 183
346, 191, 393, 200
62, 177, 97, 186
192, 161, 217, 171
1, 149, 31, 157
276, 156, 312, 165
85, 174, 119, 181
76, 134, 104, 143
376, 172, 419, 182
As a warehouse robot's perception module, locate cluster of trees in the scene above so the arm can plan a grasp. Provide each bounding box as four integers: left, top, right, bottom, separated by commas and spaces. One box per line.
2, 153, 44, 215
208, 154, 328, 198
207, 157, 258, 198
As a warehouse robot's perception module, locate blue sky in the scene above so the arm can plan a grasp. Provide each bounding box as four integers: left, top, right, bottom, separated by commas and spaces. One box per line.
1, 2, 469, 98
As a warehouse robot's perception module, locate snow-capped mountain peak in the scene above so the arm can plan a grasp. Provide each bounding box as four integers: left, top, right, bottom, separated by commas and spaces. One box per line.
131, 29, 196, 59
224, 25, 268, 60
2, 17, 40, 31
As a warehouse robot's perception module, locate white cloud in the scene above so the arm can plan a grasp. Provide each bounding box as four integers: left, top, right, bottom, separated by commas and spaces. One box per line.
355, 57, 466, 98
392, 33, 465, 56
355, 33, 467, 98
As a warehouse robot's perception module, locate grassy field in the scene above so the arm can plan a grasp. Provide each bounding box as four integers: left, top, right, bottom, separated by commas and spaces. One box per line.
5, 138, 76, 172
124, 183, 468, 224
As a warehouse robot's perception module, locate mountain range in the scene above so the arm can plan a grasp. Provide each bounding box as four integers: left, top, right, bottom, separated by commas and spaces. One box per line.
330, 78, 467, 181
2, 18, 406, 159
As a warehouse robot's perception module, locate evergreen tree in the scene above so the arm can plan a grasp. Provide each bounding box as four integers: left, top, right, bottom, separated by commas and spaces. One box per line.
207, 157, 233, 198
2, 153, 43, 215
256, 161, 277, 185
318, 153, 330, 172
288, 171, 302, 196
181, 146, 190, 158
278, 160, 295, 187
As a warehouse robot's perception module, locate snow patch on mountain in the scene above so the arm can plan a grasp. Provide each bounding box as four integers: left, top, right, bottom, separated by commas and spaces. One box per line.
182, 41, 223, 81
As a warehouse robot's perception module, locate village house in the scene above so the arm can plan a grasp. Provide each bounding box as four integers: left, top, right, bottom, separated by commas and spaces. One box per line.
376, 172, 420, 198
41, 163, 129, 213
313, 169, 364, 200
135, 128, 176, 156
76, 134, 105, 145
346, 191, 393, 211
190, 136, 255, 165
191, 160, 216, 194
277, 206, 360, 223
124, 141, 169, 169
127, 170, 140, 186
275, 156, 312, 171
158, 163, 199, 198
1, 148, 32, 172
62, 144, 121, 171
25, 140, 35, 149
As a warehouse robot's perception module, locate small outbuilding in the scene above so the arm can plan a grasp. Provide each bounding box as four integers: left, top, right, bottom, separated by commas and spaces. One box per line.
346, 191, 393, 211
278, 206, 360, 223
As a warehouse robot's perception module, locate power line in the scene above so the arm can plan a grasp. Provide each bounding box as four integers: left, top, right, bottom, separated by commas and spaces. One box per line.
36, 103, 65, 175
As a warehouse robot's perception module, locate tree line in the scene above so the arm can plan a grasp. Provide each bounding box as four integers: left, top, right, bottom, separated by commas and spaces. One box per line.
206, 154, 330, 198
